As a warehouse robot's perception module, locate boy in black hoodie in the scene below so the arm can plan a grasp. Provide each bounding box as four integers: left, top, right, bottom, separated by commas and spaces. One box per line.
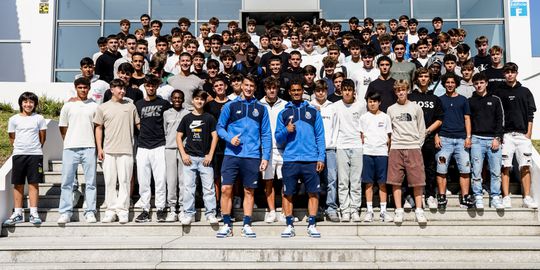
495, 63, 537, 209
469, 73, 504, 209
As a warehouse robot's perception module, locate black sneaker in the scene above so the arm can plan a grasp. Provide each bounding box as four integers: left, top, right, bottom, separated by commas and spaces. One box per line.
135, 210, 150, 223
156, 209, 166, 222
437, 194, 447, 210
460, 194, 475, 209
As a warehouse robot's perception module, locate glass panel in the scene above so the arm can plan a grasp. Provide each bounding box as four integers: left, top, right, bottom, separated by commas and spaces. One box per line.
161, 22, 181, 36
104, 22, 121, 36
55, 71, 80, 83
104, 0, 148, 20
58, 0, 101, 20
152, 0, 194, 20
413, 0, 457, 19
196, 22, 230, 36
418, 21, 458, 33
0, 44, 25, 82
366, 0, 410, 20
461, 23, 505, 50
321, 0, 364, 19
460, 0, 503, 18
56, 25, 101, 69
198, 0, 241, 20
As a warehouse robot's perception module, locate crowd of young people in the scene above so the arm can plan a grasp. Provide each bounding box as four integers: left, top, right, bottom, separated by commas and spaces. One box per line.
3, 13, 537, 239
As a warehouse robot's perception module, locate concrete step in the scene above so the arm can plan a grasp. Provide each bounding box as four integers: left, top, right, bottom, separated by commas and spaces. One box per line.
2, 236, 540, 264
37, 183, 105, 196
48, 160, 103, 172
44, 171, 105, 185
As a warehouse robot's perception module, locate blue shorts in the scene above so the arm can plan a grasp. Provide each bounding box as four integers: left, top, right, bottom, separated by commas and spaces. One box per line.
361, 155, 388, 184
436, 137, 471, 174
282, 162, 320, 196
221, 156, 260, 189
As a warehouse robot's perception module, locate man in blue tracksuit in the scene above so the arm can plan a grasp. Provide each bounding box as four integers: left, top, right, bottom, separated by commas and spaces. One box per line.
215, 74, 272, 238
275, 80, 326, 238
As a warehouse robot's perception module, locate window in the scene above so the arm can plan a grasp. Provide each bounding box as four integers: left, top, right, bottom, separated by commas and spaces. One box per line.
413, 0, 457, 19
152, 0, 194, 20
56, 25, 101, 69
321, 0, 364, 19
366, 0, 410, 20
461, 23, 505, 49
104, 0, 148, 20
198, 0, 241, 20
460, 0, 504, 19
58, 0, 101, 20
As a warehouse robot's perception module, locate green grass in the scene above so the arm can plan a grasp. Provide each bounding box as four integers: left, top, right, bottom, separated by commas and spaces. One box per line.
534, 140, 540, 154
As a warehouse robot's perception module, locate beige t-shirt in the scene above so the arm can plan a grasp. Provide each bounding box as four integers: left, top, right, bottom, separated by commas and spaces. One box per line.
93, 99, 140, 155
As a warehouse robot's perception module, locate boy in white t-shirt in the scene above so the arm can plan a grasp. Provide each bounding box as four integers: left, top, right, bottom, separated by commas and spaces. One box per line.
333, 79, 366, 222
359, 92, 393, 223
4, 92, 47, 226
57, 78, 99, 224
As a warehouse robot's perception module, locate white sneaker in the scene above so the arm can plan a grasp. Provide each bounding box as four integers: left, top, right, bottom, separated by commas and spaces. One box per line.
206, 215, 219, 225
233, 196, 242, 209
99, 202, 108, 209
281, 225, 296, 238
101, 211, 116, 223
180, 215, 195, 225
307, 225, 321, 238
178, 211, 186, 222
427, 196, 438, 210
446, 189, 452, 195
351, 212, 361, 222
523, 196, 538, 209
415, 209, 428, 225
265, 210, 277, 223
403, 196, 413, 209
165, 212, 177, 222
363, 211, 374, 222
57, 213, 71, 224
216, 224, 233, 238
341, 213, 350, 222
394, 209, 404, 224
84, 212, 97, 223
118, 211, 129, 224
380, 211, 393, 222
241, 225, 257, 238
503, 196, 512, 208
475, 195, 484, 209
491, 196, 504, 209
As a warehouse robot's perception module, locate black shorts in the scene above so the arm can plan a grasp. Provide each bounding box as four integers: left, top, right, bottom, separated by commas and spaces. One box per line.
11, 155, 44, 185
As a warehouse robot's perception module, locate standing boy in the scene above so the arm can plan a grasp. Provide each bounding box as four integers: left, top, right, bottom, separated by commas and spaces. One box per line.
177, 90, 219, 225
360, 92, 393, 222
216, 75, 272, 238
275, 81, 326, 238
496, 63, 537, 208
57, 78, 99, 224
94, 79, 140, 224
387, 80, 427, 224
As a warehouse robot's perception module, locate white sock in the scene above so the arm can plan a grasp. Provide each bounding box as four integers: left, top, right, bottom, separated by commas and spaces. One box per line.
30, 207, 38, 216
380, 202, 387, 213
14, 208, 23, 215
366, 202, 373, 213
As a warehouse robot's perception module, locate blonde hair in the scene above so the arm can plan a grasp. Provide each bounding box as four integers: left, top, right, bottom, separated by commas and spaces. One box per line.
393, 79, 410, 92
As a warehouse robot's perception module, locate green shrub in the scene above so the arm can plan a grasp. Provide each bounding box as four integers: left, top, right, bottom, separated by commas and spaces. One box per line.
0, 102, 13, 113
37, 95, 63, 118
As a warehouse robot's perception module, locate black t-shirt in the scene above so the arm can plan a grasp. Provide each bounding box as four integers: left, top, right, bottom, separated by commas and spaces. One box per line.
204, 99, 230, 155
135, 97, 172, 149
472, 54, 491, 72
408, 90, 444, 128
482, 67, 505, 94
259, 51, 290, 72
327, 93, 343, 103
177, 112, 216, 157
103, 87, 144, 104
130, 77, 145, 88
365, 78, 397, 112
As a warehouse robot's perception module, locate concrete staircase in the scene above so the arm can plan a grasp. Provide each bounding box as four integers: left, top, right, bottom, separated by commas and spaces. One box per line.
1, 160, 540, 269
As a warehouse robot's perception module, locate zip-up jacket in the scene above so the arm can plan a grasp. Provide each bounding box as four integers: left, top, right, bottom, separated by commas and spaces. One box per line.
259, 97, 287, 150
217, 96, 272, 160
468, 92, 504, 138
495, 82, 536, 134
275, 101, 326, 162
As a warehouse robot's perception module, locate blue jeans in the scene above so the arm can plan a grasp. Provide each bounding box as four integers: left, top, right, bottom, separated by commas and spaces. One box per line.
321, 149, 338, 213
471, 136, 502, 197
59, 148, 97, 215
183, 156, 216, 217
436, 137, 471, 174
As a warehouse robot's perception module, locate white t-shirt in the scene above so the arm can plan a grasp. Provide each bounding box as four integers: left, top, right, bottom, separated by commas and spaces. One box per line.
350, 67, 380, 99
8, 113, 47, 155
333, 100, 366, 149
59, 100, 99, 149
71, 74, 109, 104
359, 111, 392, 156
310, 99, 336, 149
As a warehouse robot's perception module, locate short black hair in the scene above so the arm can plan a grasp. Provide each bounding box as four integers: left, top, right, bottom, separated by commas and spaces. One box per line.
171, 89, 184, 100
18, 92, 39, 113
144, 74, 162, 86
472, 72, 488, 83
109, 78, 126, 89
365, 91, 381, 102
377, 56, 393, 67
74, 77, 91, 87
192, 89, 208, 100
118, 62, 135, 74
503, 62, 519, 73
441, 72, 461, 87
341, 79, 355, 91
80, 57, 94, 67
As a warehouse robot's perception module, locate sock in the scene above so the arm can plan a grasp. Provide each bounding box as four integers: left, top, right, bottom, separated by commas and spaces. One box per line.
14, 208, 23, 215
380, 202, 387, 213
308, 216, 316, 226
223, 214, 232, 226
30, 207, 38, 216
415, 207, 424, 213
286, 216, 294, 226
243, 215, 251, 226
366, 202, 373, 213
